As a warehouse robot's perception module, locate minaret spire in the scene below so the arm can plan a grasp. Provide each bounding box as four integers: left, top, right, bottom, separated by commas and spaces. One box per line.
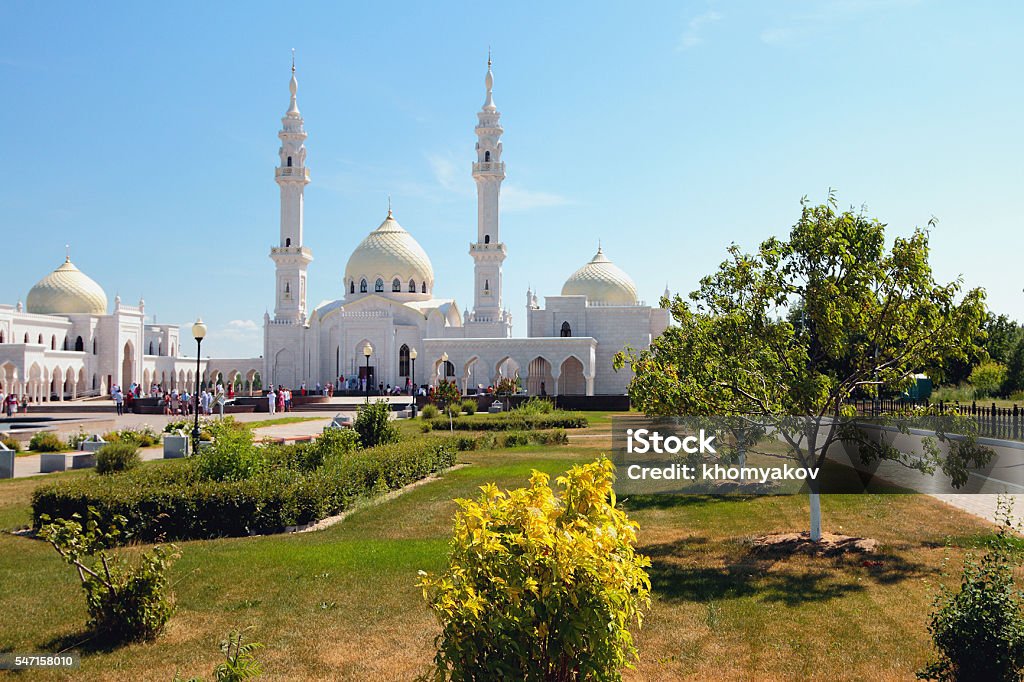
468, 51, 511, 337
270, 52, 313, 324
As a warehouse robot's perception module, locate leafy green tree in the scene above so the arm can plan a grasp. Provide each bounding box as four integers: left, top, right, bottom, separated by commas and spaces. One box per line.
616, 194, 988, 540
970, 360, 1009, 398
435, 380, 462, 431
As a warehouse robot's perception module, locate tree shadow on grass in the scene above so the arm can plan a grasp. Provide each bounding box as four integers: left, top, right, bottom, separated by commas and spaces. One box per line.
36, 629, 121, 655
621, 494, 757, 511
642, 537, 928, 607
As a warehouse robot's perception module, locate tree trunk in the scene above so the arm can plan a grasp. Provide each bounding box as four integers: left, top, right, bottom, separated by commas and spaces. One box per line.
809, 489, 822, 541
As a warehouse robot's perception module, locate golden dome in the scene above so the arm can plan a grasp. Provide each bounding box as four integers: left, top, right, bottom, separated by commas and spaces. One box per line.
344, 211, 434, 298
561, 247, 638, 306
26, 257, 108, 315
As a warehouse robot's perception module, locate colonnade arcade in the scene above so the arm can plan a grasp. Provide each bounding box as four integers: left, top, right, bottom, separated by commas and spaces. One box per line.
0, 360, 94, 402
419, 338, 598, 396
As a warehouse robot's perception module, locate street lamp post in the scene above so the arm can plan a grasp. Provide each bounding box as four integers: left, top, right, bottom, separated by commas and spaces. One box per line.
410, 348, 418, 394
191, 318, 207, 456
409, 347, 418, 417
363, 342, 373, 403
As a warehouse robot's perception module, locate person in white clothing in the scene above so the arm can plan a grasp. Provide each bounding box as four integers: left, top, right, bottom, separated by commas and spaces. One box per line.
267, 389, 276, 415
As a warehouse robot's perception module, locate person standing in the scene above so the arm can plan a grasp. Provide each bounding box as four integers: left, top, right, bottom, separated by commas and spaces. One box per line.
112, 385, 124, 416
267, 388, 277, 415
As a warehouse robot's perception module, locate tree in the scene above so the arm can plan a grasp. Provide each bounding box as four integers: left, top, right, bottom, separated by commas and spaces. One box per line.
969, 360, 1009, 398
615, 194, 989, 540
434, 380, 462, 431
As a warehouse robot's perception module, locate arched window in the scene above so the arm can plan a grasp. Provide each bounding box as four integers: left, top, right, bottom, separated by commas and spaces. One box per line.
158, 342, 163, 356
484, 150, 491, 162
443, 360, 455, 377
421, 281, 427, 293
63, 337, 68, 350
484, 279, 490, 292
350, 280, 355, 294
37, 334, 43, 344
399, 344, 410, 377
560, 321, 572, 337
51, 335, 56, 350
392, 278, 401, 292
75, 336, 84, 352
0, 330, 4, 343
171, 344, 175, 356
285, 237, 291, 247
359, 278, 368, 293
484, 235, 490, 244
92, 338, 97, 354
287, 156, 293, 167
24, 333, 29, 343
408, 278, 416, 293
149, 341, 154, 355
375, 278, 384, 293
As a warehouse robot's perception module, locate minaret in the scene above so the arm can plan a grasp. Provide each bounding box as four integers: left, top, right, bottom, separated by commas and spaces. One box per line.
270, 51, 313, 324
467, 52, 512, 337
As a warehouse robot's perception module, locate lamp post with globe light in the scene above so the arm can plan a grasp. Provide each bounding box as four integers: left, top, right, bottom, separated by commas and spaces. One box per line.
363, 342, 373, 403
191, 319, 207, 455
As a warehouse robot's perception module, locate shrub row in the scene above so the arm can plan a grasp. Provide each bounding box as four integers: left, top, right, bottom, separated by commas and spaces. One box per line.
32, 438, 457, 542
443, 429, 570, 451
423, 412, 587, 432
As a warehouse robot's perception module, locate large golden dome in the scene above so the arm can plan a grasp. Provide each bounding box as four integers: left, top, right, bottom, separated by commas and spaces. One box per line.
26, 257, 108, 315
344, 211, 434, 298
561, 247, 638, 306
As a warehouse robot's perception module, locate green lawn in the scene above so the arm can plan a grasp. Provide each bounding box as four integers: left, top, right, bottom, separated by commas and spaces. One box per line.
0, 417, 1002, 681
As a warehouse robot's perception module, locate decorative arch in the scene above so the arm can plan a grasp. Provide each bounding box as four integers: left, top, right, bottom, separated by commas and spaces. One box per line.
350, 280, 355, 294
408, 278, 416, 293
399, 344, 410, 377
527, 356, 554, 396
374, 278, 384, 293
421, 281, 427, 294
51, 335, 57, 350
360, 278, 368, 293
560, 321, 572, 337
392, 278, 401, 292
558, 356, 586, 395
75, 335, 84, 352
121, 340, 135, 388
24, 333, 29, 343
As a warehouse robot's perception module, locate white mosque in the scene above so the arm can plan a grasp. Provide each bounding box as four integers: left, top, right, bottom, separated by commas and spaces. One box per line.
0, 56, 669, 404
263, 57, 669, 396
0, 255, 208, 403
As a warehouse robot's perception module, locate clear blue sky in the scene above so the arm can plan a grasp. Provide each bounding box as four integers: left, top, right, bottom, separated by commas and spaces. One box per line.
1, 1, 1021, 358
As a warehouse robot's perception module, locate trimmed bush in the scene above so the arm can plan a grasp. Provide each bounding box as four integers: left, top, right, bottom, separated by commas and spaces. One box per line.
502, 432, 529, 448
30, 432, 65, 452
32, 437, 457, 542
103, 425, 160, 447
95, 442, 141, 475
1, 435, 21, 452
354, 400, 400, 448
420, 403, 440, 419
419, 458, 651, 680
192, 421, 264, 482
460, 400, 477, 415
530, 428, 569, 446
426, 412, 588, 432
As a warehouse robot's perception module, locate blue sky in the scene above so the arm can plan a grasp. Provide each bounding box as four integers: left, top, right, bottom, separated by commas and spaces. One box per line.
1, 1, 1021, 358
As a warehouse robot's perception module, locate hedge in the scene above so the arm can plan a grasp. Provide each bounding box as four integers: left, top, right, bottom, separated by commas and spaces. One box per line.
32, 438, 457, 543
424, 412, 588, 432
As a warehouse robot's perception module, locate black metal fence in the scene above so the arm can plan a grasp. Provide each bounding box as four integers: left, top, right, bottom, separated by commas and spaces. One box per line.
849, 398, 1023, 442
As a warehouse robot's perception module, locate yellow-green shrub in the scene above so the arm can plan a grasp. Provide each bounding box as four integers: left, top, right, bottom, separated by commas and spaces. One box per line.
420, 458, 650, 680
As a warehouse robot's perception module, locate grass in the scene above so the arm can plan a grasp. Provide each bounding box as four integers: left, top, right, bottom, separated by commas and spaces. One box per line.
0, 415, 1005, 680
244, 416, 325, 430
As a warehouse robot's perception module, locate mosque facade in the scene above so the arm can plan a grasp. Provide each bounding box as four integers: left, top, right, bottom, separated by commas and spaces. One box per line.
263, 59, 669, 396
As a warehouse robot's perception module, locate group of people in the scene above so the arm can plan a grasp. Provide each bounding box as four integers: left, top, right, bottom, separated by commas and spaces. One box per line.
265, 385, 294, 415
108, 381, 231, 417
0, 390, 28, 418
